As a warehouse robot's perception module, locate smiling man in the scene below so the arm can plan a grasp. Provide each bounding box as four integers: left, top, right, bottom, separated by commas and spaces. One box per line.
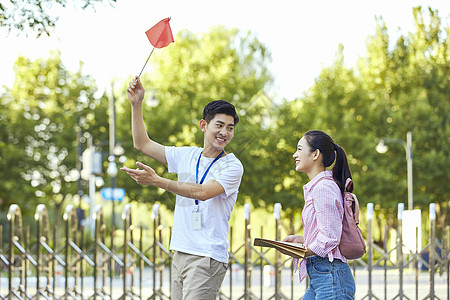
121, 76, 244, 300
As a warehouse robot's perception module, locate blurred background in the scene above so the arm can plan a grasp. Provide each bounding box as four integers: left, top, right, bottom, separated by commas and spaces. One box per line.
0, 0, 449, 254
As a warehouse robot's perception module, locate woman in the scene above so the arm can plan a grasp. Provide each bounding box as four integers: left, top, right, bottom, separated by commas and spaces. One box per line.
283, 130, 356, 299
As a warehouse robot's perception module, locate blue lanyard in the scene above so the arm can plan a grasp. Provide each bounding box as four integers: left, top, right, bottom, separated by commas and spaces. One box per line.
195, 149, 225, 207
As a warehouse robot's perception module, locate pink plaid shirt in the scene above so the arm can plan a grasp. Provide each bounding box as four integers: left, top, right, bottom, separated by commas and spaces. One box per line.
294, 170, 346, 283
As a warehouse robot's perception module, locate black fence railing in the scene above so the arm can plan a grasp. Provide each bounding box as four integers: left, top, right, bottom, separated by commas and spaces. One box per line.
0, 202, 448, 300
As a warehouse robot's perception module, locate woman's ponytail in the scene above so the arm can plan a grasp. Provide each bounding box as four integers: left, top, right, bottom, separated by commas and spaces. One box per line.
332, 144, 353, 194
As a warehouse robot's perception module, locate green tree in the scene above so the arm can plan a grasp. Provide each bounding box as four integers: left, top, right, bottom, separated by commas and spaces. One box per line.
357, 7, 449, 214
115, 26, 274, 210
0, 51, 108, 222
270, 6, 449, 234
265, 47, 370, 218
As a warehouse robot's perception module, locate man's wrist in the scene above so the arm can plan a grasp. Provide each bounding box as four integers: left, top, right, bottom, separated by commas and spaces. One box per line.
154, 175, 166, 189
131, 101, 143, 109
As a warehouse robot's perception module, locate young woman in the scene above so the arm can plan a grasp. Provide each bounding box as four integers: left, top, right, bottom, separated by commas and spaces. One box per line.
282, 130, 356, 299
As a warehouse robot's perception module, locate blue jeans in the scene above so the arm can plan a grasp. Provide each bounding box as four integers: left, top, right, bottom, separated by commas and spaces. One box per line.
302, 256, 355, 299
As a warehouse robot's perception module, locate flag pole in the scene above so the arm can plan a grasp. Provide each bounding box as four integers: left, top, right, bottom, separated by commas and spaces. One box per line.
138, 47, 155, 78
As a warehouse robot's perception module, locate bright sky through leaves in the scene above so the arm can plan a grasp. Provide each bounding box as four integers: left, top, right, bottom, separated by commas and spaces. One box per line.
0, 0, 449, 100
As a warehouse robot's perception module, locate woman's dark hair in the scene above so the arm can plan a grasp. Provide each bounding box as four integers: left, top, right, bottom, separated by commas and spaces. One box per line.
303, 130, 353, 194
203, 100, 239, 126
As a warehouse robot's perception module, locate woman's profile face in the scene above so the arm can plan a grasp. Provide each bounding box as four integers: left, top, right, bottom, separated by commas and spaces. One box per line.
292, 136, 316, 173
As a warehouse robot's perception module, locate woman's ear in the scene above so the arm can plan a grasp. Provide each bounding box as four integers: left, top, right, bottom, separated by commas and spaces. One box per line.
312, 149, 321, 161
199, 119, 207, 133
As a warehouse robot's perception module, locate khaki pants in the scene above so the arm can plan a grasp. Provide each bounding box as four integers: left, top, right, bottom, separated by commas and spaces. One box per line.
171, 251, 228, 300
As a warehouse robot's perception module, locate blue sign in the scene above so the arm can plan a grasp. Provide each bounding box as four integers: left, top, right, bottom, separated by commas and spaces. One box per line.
101, 188, 126, 201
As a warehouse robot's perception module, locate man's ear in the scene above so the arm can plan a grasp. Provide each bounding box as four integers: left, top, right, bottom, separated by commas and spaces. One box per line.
199, 119, 207, 133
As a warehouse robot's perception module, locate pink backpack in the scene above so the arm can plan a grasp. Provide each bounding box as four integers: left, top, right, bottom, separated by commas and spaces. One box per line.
339, 178, 366, 259
313, 177, 366, 260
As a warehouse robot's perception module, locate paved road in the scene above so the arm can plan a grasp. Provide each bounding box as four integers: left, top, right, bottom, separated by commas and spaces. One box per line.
1, 266, 448, 299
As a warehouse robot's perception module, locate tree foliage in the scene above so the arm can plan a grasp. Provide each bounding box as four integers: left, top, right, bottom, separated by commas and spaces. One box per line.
115, 26, 274, 210
0, 0, 116, 37
0, 7, 448, 235
356, 7, 449, 211
0, 51, 108, 219
270, 7, 449, 228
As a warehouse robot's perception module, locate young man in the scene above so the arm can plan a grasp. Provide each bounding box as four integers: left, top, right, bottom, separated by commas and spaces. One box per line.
121, 76, 244, 299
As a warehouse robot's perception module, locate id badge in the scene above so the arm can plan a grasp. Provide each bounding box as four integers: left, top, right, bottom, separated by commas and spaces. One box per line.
192, 212, 202, 230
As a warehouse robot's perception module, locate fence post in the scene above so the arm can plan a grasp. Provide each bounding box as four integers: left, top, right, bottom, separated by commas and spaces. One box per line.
383, 225, 388, 300
24, 226, 29, 297
229, 226, 234, 300
260, 225, 264, 298
35, 204, 51, 300
429, 203, 436, 299
63, 204, 79, 298
35, 205, 43, 300
367, 203, 373, 300
243, 203, 251, 300
80, 223, 85, 296
92, 205, 103, 299
139, 225, 143, 299
63, 205, 70, 297
52, 226, 57, 295
93, 205, 99, 300
109, 225, 114, 297
122, 204, 132, 297
99, 205, 109, 297
151, 203, 160, 300
7, 204, 23, 300
157, 206, 164, 296
446, 225, 449, 300
397, 203, 404, 300
274, 203, 282, 300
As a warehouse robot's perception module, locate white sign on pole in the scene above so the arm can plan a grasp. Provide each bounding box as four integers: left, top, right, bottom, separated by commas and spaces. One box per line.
402, 209, 422, 254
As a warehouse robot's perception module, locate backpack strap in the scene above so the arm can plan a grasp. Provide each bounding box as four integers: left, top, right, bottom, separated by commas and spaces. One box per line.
344, 178, 353, 193
343, 177, 360, 225
345, 191, 360, 225
311, 176, 355, 216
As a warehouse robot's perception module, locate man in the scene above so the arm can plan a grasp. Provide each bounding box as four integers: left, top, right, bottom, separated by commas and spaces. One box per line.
121, 76, 244, 299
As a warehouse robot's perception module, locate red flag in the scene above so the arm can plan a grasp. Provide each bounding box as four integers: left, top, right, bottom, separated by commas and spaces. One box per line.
145, 17, 174, 48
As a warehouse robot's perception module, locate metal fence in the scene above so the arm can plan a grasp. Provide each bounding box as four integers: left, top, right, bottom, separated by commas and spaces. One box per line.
0, 202, 448, 300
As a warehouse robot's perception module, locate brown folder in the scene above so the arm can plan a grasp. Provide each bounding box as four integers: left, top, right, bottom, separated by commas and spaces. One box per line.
253, 238, 307, 258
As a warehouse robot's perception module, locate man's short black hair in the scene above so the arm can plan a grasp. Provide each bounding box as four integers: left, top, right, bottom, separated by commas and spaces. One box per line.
203, 100, 239, 125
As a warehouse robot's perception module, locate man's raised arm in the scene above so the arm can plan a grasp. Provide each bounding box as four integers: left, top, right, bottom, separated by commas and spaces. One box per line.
127, 76, 167, 165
